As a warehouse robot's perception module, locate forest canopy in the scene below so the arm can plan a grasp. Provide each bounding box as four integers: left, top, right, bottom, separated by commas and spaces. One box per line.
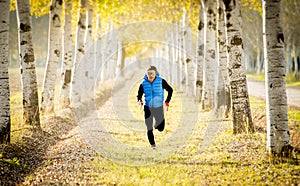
8, 0, 300, 73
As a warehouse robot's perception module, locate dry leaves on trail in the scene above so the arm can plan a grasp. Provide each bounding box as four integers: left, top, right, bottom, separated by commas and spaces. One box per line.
0, 109, 96, 185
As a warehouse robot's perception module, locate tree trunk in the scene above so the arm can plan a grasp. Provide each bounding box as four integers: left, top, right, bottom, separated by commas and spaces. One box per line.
293, 45, 299, 79
116, 39, 125, 77
41, 0, 63, 113
94, 15, 102, 86
0, 0, 11, 143
183, 14, 196, 97
81, 4, 94, 103
215, 0, 231, 117
202, 1, 217, 110
196, 1, 205, 102
16, 0, 41, 127
263, 0, 290, 155
223, 0, 254, 134
70, 0, 87, 106
60, 0, 73, 108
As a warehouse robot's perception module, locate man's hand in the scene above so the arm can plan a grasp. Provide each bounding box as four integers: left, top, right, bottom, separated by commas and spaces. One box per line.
165, 102, 169, 111
138, 100, 143, 110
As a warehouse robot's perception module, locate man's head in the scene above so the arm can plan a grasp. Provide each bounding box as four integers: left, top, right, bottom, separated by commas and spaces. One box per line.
147, 65, 157, 83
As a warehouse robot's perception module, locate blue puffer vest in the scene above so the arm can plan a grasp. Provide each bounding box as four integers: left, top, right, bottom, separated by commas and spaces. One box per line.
142, 74, 164, 108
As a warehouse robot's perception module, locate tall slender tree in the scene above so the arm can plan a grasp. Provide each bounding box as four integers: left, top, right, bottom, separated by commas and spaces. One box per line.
215, 0, 230, 117
196, 0, 206, 102
263, 0, 290, 154
41, 0, 63, 112
0, 0, 11, 143
223, 0, 254, 133
60, 0, 73, 108
201, 0, 217, 109
16, 0, 41, 127
81, 2, 95, 103
70, 0, 87, 106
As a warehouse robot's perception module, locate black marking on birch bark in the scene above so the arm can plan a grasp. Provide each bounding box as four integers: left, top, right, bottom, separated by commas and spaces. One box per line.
53, 14, 61, 27
198, 20, 204, 31
20, 40, 27, 45
20, 23, 31, 32
209, 49, 216, 59
207, 8, 214, 15
23, 53, 34, 63
78, 48, 84, 54
196, 80, 202, 87
230, 35, 242, 46
54, 49, 60, 57
218, 7, 223, 16
223, 0, 235, 11
277, 33, 284, 43
186, 58, 191, 63
198, 44, 204, 56
226, 22, 233, 28
226, 13, 232, 21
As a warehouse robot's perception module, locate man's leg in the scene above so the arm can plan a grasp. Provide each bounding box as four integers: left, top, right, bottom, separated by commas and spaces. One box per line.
144, 106, 155, 145
153, 106, 165, 132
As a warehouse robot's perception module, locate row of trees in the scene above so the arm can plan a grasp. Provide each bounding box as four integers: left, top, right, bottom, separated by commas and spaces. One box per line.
0, 0, 293, 155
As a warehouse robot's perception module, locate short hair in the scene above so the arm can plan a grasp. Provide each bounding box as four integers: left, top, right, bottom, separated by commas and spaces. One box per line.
147, 65, 157, 72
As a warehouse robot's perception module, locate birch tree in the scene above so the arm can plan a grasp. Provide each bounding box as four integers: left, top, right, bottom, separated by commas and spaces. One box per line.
41, 0, 63, 112
70, 0, 87, 106
223, 0, 254, 133
196, 0, 206, 102
201, 0, 217, 109
215, 0, 231, 117
59, 0, 73, 108
263, 0, 290, 154
0, 0, 11, 143
16, 0, 41, 127
81, 2, 94, 103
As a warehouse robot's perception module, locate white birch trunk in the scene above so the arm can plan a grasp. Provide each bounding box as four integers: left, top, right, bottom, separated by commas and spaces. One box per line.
0, 0, 11, 143
178, 22, 184, 91
94, 15, 101, 80
94, 15, 102, 86
183, 14, 196, 97
101, 26, 109, 82
116, 39, 123, 77
196, 1, 206, 102
41, 0, 62, 112
293, 45, 299, 78
81, 4, 94, 103
172, 25, 178, 87
263, 0, 290, 154
215, 0, 231, 117
108, 24, 118, 79
60, 0, 73, 108
223, 0, 254, 133
70, 0, 87, 106
202, 1, 217, 109
16, 0, 41, 127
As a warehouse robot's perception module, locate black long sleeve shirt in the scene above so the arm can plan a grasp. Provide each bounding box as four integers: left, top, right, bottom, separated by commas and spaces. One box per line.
137, 78, 173, 103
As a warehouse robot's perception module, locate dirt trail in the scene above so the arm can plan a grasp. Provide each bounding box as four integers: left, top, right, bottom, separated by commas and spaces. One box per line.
247, 78, 300, 108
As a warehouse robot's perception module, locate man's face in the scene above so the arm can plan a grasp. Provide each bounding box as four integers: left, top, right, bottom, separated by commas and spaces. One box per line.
147, 70, 156, 82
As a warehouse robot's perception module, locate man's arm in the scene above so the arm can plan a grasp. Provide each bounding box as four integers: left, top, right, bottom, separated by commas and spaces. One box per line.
137, 84, 144, 102
162, 79, 173, 103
